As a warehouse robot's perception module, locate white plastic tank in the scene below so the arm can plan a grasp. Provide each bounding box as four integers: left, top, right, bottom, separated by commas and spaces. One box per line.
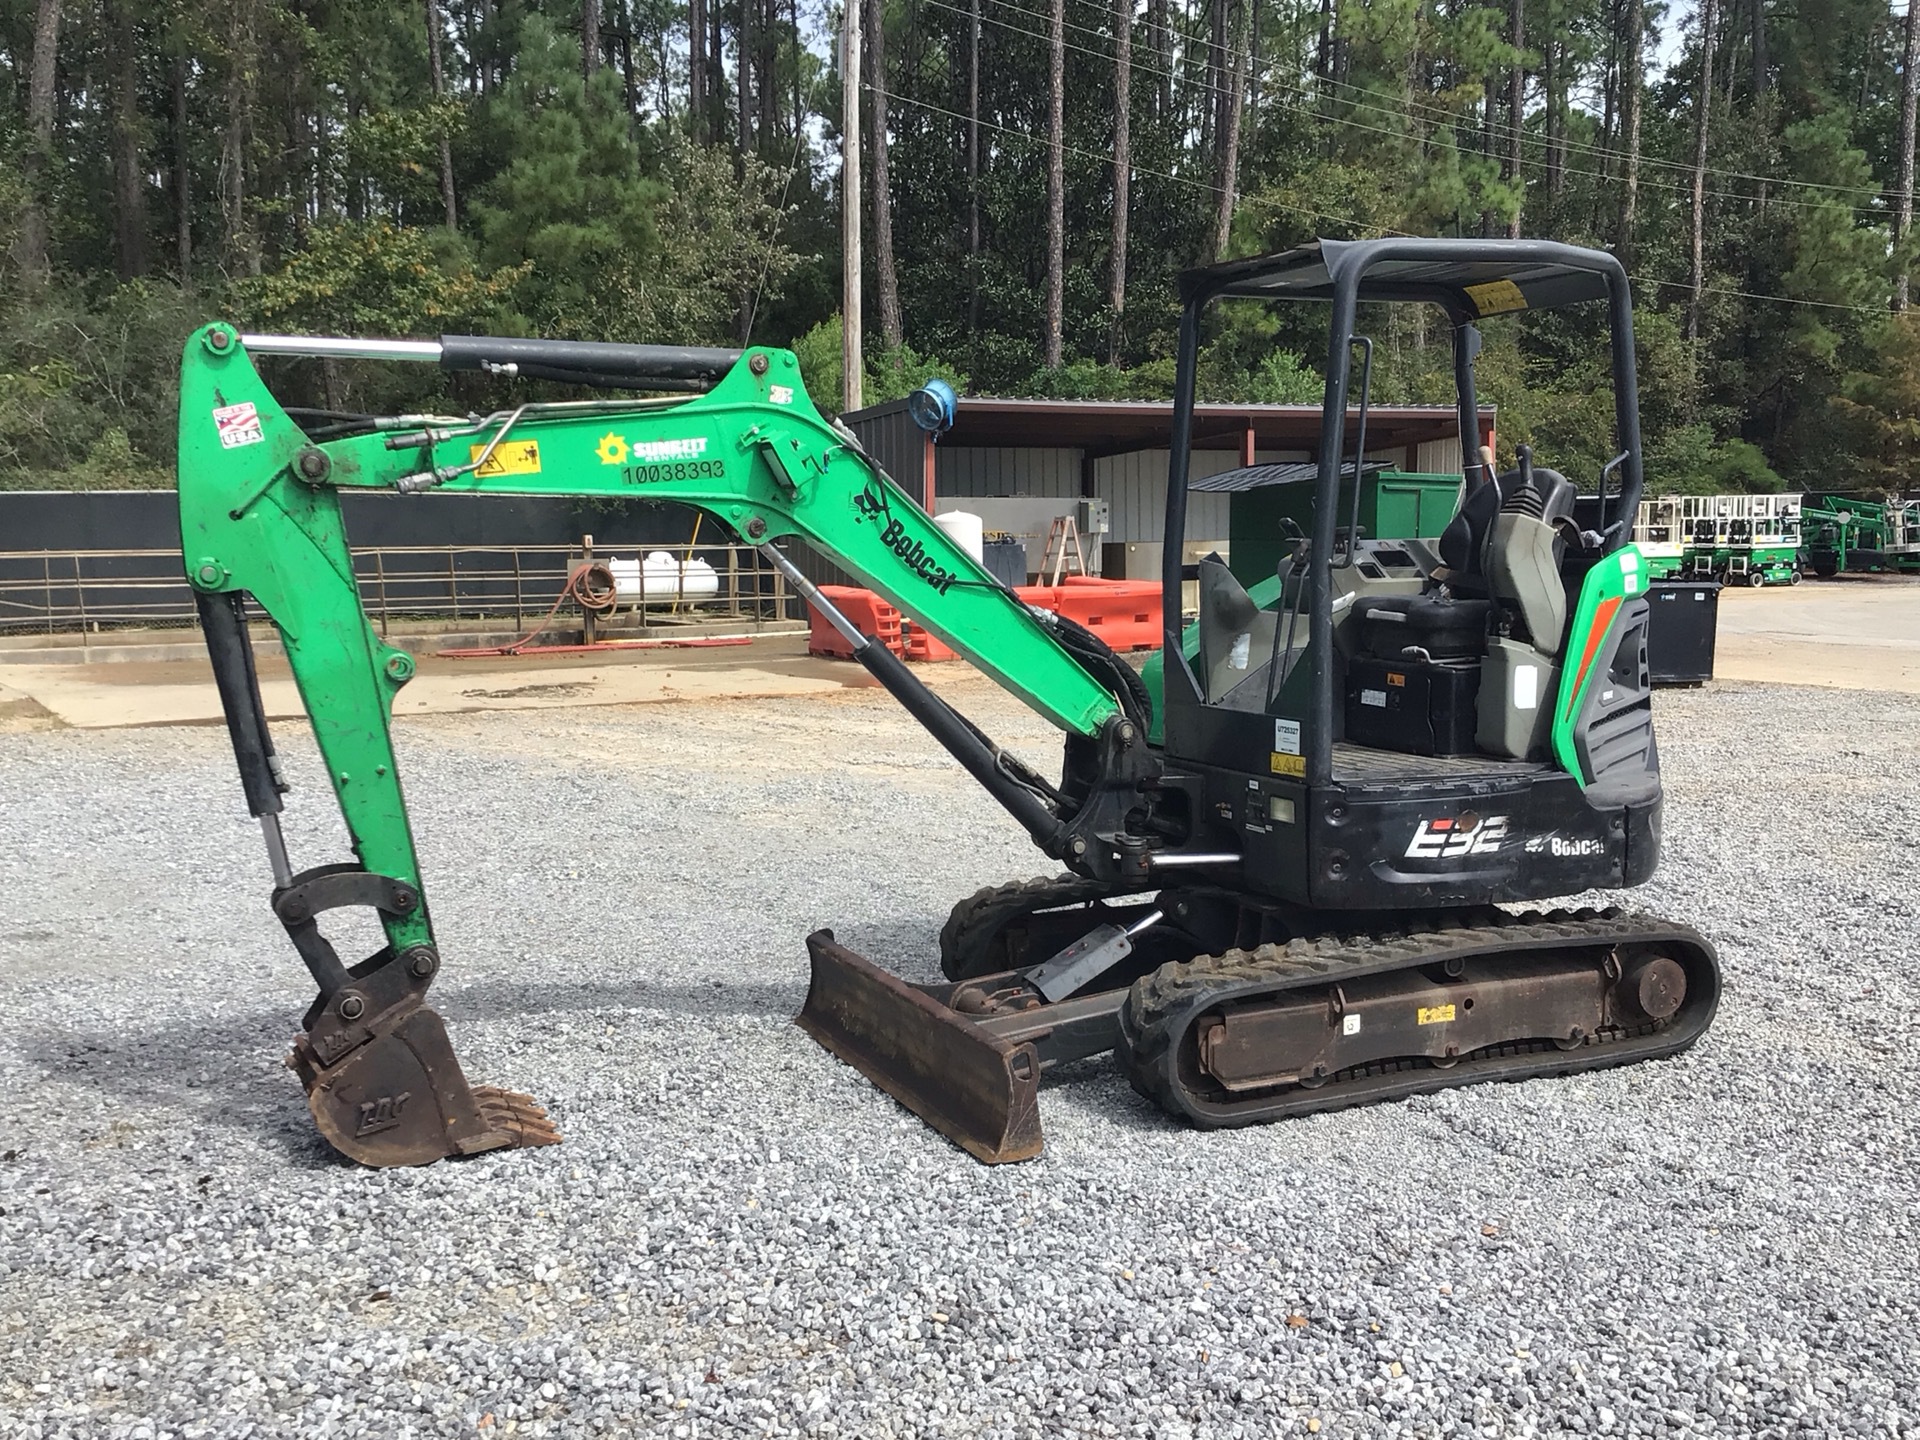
607, 551, 721, 608
933, 510, 986, 562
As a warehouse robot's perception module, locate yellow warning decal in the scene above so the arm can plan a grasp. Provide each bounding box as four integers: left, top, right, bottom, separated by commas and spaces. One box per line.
1464, 279, 1529, 316
1417, 1003, 1457, 1025
1269, 752, 1306, 777
470, 440, 542, 477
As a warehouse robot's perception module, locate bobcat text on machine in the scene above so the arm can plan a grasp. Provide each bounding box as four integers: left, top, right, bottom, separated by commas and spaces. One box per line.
177, 238, 1720, 1167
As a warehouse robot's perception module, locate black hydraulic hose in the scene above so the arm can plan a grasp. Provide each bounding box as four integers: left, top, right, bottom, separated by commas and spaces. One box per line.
194, 589, 286, 819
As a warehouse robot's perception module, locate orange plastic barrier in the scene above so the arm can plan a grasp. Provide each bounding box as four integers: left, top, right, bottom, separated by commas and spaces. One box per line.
902, 620, 958, 662
820, 579, 1165, 663
1035, 578, 1163, 652
807, 586, 902, 659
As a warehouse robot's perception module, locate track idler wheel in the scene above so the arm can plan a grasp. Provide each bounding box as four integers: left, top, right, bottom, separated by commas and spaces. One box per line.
290, 953, 560, 1167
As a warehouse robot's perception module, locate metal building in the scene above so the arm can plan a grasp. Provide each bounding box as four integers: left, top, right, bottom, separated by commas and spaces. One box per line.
844, 396, 1492, 579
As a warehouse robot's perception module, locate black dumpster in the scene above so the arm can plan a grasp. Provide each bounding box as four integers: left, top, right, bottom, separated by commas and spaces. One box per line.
1646, 579, 1720, 686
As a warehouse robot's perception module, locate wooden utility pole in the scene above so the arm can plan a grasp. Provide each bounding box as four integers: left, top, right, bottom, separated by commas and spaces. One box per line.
842, 0, 864, 411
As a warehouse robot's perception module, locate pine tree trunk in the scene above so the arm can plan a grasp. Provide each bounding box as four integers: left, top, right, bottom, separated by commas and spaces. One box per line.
1110, 0, 1131, 363
1210, 0, 1247, 262
584, 0, 601, 75
1545, 15, 1563, 206
865, 0, 903, 349
967, 0, 981, 332
759, 0, 777, 142
791, 0, 803, 136
14, 0, 63, 286
425, 0, 459, 227
841, 0, 863, 410
1044, 0, 1065, 369
1897, 0, 1919, 310
1481, 71, 1497, 236
1617, 0, 1642, 259
738, 0, 752, 160
1687, 0, 1719, 342
1203, 0, 1224, 156
1506, 0, 1525, 239
1750, 0, 1768, 95
223, 0, 260, 277
690, 0, 707, 139
173, 52, 194, 287
109, 0, 149, 280
1149, 0, 1170, 116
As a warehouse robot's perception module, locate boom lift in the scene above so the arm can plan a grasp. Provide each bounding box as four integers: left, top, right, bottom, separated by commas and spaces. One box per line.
178, 238, 1720, 1167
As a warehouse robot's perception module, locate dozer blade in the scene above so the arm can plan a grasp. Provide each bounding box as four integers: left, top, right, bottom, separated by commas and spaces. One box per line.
291, 998, 561, 1167
797, 929, 1044, 1164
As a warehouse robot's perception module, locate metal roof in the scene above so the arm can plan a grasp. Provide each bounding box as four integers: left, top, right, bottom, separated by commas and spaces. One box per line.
842, 396, 1488, 457
1188, 460, 1387, 493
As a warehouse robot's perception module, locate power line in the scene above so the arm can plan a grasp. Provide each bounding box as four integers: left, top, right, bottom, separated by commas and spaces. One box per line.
927, 0, 1890, 223
873, 82, 1893, 318
946, 0, 1894, 206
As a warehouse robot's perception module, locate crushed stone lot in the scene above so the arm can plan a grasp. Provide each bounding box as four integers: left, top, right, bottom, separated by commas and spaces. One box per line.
2, 678, 1917, 1439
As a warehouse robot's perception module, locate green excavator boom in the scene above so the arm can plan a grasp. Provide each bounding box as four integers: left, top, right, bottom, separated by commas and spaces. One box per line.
177, 324, 1131, 1165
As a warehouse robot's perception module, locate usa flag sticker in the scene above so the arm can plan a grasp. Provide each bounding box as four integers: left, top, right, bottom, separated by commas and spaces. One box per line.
212, 401, 265, 449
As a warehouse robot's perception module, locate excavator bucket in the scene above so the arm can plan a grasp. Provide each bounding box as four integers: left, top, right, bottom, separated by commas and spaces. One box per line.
291, 997, 561, 1167
796, 930, 1044, 1163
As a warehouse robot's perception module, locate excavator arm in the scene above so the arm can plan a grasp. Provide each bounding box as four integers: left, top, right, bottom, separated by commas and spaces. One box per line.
177, 324, 1161, 1166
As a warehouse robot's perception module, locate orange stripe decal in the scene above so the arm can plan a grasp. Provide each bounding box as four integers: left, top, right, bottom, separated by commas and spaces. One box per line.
1565, 594, 1623, 720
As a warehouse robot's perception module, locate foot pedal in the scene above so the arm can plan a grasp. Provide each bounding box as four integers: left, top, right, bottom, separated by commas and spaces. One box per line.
292, 1000, 561, 1166
796, 929, 1043, 1163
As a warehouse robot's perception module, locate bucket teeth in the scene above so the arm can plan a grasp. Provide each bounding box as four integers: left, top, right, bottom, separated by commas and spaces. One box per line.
469, 1086, 563, 1150
294, 999, 560, 1166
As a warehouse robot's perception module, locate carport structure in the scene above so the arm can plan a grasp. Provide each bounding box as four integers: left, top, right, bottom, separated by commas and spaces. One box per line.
844, 396, 1494, 575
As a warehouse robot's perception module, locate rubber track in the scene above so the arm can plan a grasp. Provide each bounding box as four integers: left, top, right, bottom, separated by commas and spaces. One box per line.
1119, 907, 1721, 1128
938, 874, 1129, 981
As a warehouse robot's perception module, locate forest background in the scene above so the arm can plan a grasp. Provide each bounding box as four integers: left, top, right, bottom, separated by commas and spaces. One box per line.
6, 0, 1920, 497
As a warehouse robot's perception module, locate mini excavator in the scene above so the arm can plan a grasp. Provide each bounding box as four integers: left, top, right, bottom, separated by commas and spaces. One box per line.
176, 238, 1720, 1167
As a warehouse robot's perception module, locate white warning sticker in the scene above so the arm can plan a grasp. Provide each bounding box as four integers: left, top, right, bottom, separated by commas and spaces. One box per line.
1361, 688, 1388, 708
1274, 717, 1301, 755
212, 401, 265, 449
1342, 1014, 1362, 1036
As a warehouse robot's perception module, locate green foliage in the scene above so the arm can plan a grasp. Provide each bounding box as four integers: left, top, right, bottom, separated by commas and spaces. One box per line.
5, 0, 1920, 502
234, 221, 521, 336
792, 314, 970, 415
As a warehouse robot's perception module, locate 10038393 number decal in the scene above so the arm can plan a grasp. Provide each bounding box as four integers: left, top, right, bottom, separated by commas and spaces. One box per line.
622, 459, 727, 485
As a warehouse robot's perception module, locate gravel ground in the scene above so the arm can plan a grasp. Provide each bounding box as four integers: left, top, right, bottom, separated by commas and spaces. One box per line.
2, 677, 1917, 1440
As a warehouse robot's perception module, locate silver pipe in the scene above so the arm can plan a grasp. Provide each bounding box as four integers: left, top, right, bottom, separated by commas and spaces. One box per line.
757, 544, 869, 651
1124, 908, 1165, 938
259, 814, 294, 889
1149, 852, 1242, 869
239, 334, 444, 363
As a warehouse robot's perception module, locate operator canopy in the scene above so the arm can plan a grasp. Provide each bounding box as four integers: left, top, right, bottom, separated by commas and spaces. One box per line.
1181, 237, 1619, 319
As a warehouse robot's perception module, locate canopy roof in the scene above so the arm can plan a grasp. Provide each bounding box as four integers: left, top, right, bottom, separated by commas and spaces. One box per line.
1181, 237, 1622, 319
